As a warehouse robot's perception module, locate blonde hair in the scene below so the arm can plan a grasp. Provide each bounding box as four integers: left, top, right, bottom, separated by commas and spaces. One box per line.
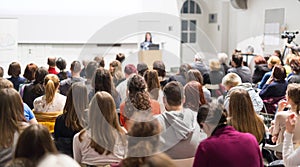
267, 56, 281, 67
44, 74, 60, 104
221, 73, 242, 88
228, 89, 265, 142
285, 54, 297, 65
209, 59, 221, 71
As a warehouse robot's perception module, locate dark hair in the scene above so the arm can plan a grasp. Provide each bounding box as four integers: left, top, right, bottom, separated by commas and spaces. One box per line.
153, 61, 166, 78
14, 124, 57, 166
85, 61, 98, 79
116, 53, 125, 63
32, 67, 48, 95
254, 55, 267, 65
272, 65, 286, 82
163, 81, 184, 107
70, 61, 81, 73
144, 32, 152, 42
290, 57, 300, 74
231, 54, 243, 67
92, 68, 113, 94
197, 103, 227, 127
94, 56, 105, 68
124, 64, 137, 75
47, 57, 56, 67
23, 63, 38, 81
137, 63, 149, 76
274, 50, 282, 59
144, 70, 160, 100
56, 58, 68, 80
0, 66, 3, 77
179, 63, 192, 76
8, 62, 21, 77
183, 81, 206, 111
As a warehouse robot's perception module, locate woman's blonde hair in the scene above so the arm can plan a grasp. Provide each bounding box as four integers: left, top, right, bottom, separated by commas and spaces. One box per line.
228, 89, 265, 143
267, 56, 281, 67
221, 73, 242, 88
44, 74, 60, 104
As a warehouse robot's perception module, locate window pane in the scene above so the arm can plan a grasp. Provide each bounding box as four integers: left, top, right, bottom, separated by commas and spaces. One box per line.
196, 4, 201, 14
190, 20, 196, 31
182, 20, 188, 31
190, 0, 195, 13
182, 1, 188, 13
190, 32, 196, 43
181, 32, 188, 43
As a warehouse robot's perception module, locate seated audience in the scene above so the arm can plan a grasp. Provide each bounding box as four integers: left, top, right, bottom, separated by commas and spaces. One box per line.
287, 56, 300, 84
259, 65, 287, 99
157, 81, 204, 159
73, 91, 126, 166
54, 83, 88, 157
183, 81, 207, 112
14, 124, 58, 166
218, 52, 230, 74
116, 64, 137, 102
47, 57, 59, 75
227, 54, 252, 83
56, 57, 71, 81
109, 60, 125, 87
153, 60, 169, 88
7, 62, 26, 91
0, 88, 28, 166
80, 60, 88, 78
258, 56, 281, 89
193, 103, 263, 167
94, 55, 105, 68
84, 61, 98, 94
33, 74, 66, 112
137, 63, 148, 76
19, 63, 38, 97
284, 53, 297, 77
207, 59, 225, 97
252, 55, 269, 84
189, 53, 211, 85
168, 63, 191, 86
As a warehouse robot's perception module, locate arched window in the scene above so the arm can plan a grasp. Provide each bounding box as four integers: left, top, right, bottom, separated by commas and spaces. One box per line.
181, 0, 201, 14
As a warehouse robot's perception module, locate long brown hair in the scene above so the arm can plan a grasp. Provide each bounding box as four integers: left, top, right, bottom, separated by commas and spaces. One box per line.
228, 89, 265, 142
44, 74, 60, 104
144, 70, 160, 100
64, 82, 88, 131
287, 83, 300, 114
0, 88, 25, 148
92, 67, 118, 98
14, 124, 57, 166
80, 91, 125, 155
183, 81, 206, 111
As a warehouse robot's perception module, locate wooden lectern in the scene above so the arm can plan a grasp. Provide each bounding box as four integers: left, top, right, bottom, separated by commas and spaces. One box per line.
138, 50, 162, 69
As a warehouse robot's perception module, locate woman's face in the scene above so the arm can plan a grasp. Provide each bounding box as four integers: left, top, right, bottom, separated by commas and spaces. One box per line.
109, 65, 115, 73
146, 33, 151, 41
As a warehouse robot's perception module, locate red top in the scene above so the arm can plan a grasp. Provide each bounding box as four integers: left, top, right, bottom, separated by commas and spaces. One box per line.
119, 99, 161, 130
48, 67, 58, 75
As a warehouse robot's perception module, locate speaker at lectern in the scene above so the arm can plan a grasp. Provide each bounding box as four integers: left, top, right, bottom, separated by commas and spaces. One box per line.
138, 50, 162, 70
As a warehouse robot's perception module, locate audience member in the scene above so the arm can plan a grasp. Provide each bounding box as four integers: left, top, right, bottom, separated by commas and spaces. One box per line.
157, 81, 204, 159
84, 61, 98, 94
19, 63, 38, 97
80, 60, 88, 78
252, 55, 269, 84
116, 64, 137, 102
109, 60, 125, 87
14, 124, 57, 166
116, 53, 125, 64
153, 60, 168, 88
73, 91, 126, 166
168, 63, 191, 86
259, 65, 287, 99
208, 59, 224, 85
54, 83, 88, 157
273, 49, 284, 65
183, 81, 206, 112
258, 55, 281, 89
284, 53, 296, 76
189, 53, 211, 85
56, 57, 71, 81
137, 63, 148, 76
0, 88, 28, 166
47, 57, 59, 74
90, 68, 121, 109
228, 89, 266, 143
227, 54, 252, 83
94, 56, 105, 68
218, 52, 230, 74
59, 60, 85, 96
7, 62, 26, 91
193, 103, 263, 167
22, 67, 48, 109
33, 74, 66, 112
120, 74, 161, 130
221, 73, 263, 114
287, 56, 300, 84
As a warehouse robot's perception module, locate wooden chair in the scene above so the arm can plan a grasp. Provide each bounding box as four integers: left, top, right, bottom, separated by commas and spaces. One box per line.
172, 157, 194, 167
34, 111, 63, 133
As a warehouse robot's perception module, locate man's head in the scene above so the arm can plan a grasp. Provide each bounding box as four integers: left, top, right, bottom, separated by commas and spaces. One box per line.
70, 60, 81, 75
153, 61, 166, 78
194, 53, 204, 62
124, 64, 137, 78
163, 81, 184, 111
221, 73, 242, 91
231, 54, 243, 67
47, 57, 56, 67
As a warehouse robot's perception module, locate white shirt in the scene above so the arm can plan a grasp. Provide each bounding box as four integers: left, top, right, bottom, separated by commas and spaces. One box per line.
33, 93, 66, 112
283, 131, 300, 167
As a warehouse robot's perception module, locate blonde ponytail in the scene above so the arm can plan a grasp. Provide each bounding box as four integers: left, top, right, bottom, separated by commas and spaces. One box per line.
44, 74, 60, 104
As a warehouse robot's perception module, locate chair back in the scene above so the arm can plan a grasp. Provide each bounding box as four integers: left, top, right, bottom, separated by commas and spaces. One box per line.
34, 111, 63, 133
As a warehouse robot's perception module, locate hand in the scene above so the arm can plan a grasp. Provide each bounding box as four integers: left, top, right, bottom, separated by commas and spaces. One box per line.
278, 100, 288, 112
286, 113, 297, 134
266, 76, 274, 85
272, 135, 278, 143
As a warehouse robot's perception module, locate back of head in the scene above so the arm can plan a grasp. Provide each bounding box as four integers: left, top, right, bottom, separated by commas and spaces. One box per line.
221, 73, 242, 89
184, 81, 206, 111
194, 52, 204, 62
56, 57, 67, 71
23, 63, 38, 81
217, 53, 228, 64
47, 57, 56, 67
254, 55, 267, 65
92, 68, 113, 94
0, 88, 24, 148
267, 55, 281, 67
153, 61, 166, 78
285, 54, 297, 65
287, 83, 300, 114
272, 65, 286, 82
231, 54, 243, 67
197, 102, 227, 127
209, 59, 221, 71
70, 60, 81, 73
85, 61, 98, 79
37, 154, 80, 167
0, 78, 13, 89
116, 53, 125, 63
15, 124, 57, 165
124, 64, 137, 76
34, 67, 49, 84
163, 81, 184, 107
94, 56, 105, 68
186, 69, 203, 84
290, 56, 300, 74
0, 66, 3, 77
44, 74, 60, 104
8, 62, 21, 77
144, 70, 160, 92
179, 63, 191, 75
137, 63, 149, 76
